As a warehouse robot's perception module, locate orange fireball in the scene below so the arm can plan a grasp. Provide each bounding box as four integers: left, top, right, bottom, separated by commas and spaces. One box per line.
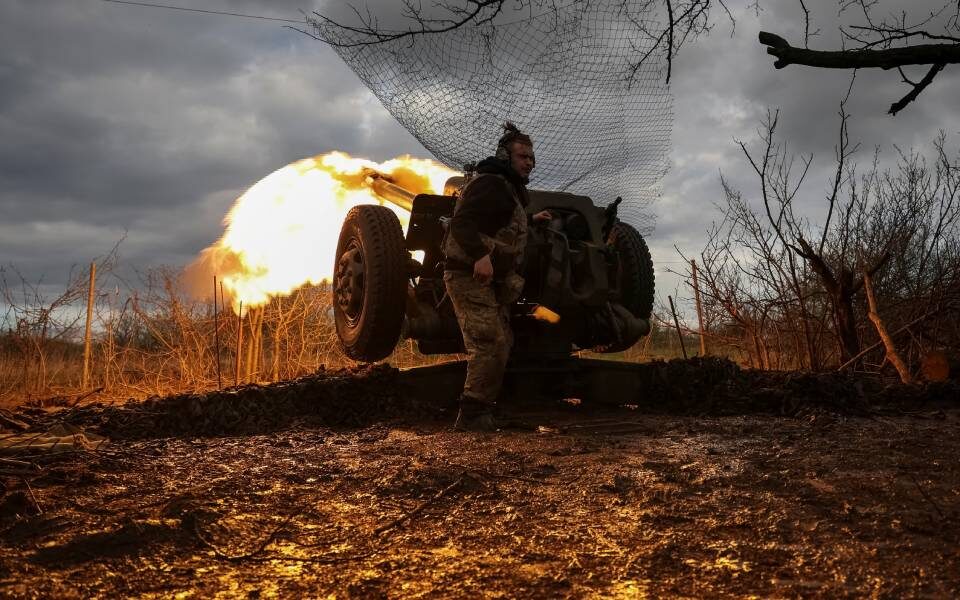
191, 152, 457, 312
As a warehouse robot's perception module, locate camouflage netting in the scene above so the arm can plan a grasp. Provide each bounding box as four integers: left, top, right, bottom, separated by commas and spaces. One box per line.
309, 1, 674, 232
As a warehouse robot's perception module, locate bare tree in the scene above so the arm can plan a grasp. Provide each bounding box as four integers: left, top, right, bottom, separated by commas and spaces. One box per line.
685, 169, 821, 369
696, 104, 960, 372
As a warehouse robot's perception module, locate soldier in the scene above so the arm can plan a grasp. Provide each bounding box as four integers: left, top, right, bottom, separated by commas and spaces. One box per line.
443, 122, 552, 431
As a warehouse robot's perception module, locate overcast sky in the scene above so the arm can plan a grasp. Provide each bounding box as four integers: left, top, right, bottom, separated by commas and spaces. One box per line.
2, 0, 958, 309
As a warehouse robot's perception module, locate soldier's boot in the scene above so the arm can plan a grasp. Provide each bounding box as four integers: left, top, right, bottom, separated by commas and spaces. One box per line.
453, 397, 497, 432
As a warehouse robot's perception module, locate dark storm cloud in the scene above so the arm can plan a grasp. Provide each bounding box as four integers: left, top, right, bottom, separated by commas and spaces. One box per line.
2, 0, 957, 304
0, 0, 423, 284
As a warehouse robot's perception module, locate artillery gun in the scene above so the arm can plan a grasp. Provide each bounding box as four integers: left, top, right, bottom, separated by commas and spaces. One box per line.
331, 169, 655, 401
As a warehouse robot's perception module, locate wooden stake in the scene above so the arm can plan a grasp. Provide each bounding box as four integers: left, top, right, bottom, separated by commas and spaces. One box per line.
235, 301, 243, 387
255, 307, 264, 379
691, 259, 707, 357
213, 275, 222, 390
272, 298, 282, 381
668, 295, 688, 360
105, 298, 115, 390
82, 262, 96, 389
244, 307, 263, 382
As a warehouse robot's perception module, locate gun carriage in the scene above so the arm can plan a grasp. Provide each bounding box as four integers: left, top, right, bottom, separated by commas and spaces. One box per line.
331, 169, 655, 402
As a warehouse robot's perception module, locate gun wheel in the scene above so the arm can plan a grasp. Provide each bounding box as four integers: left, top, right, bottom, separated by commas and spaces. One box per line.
332, 205, 407, 362
597, 221, 655, 353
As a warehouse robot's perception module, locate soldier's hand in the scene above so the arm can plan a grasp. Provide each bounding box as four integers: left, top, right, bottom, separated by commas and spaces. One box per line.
532, 210, 553, 223
473, 254, 494, 284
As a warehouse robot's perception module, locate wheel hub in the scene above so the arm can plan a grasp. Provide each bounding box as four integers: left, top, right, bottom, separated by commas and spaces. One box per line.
334, 244, 364, 321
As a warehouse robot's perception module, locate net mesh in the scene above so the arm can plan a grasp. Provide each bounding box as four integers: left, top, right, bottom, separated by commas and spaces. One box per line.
311, 1, 673, 232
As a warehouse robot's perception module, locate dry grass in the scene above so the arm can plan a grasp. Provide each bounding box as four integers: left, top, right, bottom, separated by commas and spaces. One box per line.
0, 258, 714, 409
0, 264, 464, 407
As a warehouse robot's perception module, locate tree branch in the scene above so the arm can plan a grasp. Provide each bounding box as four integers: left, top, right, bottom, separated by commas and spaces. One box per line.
308, 0, 506, 48
666, 0, 675, 84
889, 62, 946, 115
759, 31, 960, 69
863, 270, 912, 383
797, 0, 820, 48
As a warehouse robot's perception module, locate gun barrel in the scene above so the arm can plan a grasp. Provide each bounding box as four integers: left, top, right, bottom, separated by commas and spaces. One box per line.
363, 169, 415, 212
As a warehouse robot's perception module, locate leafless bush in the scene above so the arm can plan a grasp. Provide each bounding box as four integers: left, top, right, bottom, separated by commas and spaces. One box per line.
687, 107, 960, 373
0, 255, 462, 406
1, 246, 120, 400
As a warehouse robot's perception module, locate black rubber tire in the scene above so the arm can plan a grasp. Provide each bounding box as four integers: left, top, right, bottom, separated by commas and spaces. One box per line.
332, 205, 407, 362
593, 221, 655, 353
609, 220, 655, 320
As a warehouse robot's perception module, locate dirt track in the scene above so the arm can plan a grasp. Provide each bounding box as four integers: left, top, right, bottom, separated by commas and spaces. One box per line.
1, 360, 959, 598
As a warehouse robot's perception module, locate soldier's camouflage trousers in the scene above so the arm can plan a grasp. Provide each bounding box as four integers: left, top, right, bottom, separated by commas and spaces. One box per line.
444, 271, 513, 405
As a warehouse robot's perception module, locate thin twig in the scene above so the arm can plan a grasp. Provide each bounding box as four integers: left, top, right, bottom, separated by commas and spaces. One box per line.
132, 475, 236, 513
374, 474, 467, 536
889, 62, 946, 115
211, 543, 387, 564
193, 511, 297, 561
20, 476, 42, 514
448, 463, 548, 485
908, 473, 945, 519
196, 512, 399, 564
68, 386, 105, 409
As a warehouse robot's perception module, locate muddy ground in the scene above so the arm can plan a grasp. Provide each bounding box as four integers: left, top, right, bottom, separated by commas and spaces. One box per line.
1, 359, 959, 598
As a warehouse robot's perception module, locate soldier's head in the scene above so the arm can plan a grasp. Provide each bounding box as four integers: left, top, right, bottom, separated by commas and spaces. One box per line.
495, 122, 535, 182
